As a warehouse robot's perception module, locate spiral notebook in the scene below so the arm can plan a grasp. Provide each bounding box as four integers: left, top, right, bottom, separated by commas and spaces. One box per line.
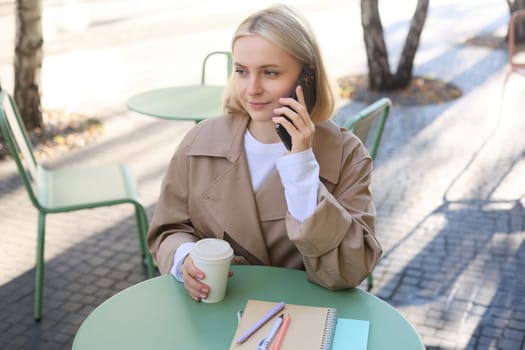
229, 299, 337, 350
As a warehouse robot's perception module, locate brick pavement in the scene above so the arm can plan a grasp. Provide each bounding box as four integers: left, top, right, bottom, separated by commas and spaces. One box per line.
1, 1, 525, 349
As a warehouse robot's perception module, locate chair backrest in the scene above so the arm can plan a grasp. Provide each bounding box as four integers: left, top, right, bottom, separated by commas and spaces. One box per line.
0, 90, 42, 209
201, 51, 233, 85
508, 9, 525, 73
343, 97, 392, 160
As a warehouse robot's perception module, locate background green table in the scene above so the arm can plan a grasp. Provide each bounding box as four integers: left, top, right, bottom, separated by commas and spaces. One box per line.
73, 266, 424, 349
127, 85, 224, 122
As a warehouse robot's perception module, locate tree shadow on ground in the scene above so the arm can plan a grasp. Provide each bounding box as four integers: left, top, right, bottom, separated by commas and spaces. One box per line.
374, 196, 525, 349
370, 67, 525, 348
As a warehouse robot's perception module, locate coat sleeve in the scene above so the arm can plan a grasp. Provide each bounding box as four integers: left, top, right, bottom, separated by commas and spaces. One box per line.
146, 136, 199, 275
285, 138, 382, 290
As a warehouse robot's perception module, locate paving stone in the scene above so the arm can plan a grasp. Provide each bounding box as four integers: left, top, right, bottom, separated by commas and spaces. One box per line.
509, 319, 525, 331
497, 338, 523, 350
477, 336, 498, 349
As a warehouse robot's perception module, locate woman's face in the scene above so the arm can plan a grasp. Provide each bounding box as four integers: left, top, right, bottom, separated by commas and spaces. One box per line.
233, 34, 302, 123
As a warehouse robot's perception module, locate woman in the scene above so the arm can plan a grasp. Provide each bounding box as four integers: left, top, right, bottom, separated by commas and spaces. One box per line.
147, 4, 382, 302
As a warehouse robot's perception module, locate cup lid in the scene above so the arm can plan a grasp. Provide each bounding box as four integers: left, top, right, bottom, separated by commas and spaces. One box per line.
191, 238, 233, 261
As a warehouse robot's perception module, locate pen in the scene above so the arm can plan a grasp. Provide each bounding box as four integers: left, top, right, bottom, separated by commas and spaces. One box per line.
269, 314, 291, 350
236, 301, 285, 344
258, 314, 284, 350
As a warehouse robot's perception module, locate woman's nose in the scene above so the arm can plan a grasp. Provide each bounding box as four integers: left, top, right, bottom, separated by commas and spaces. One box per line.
247, 76, 263, 95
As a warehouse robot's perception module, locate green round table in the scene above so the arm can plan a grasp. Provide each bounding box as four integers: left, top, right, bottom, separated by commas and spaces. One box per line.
73, 266, 424, 349
127, 85, 224, 122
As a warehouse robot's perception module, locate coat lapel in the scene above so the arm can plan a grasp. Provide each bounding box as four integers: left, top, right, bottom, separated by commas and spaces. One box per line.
201, 152, 271, 265
188, 115, 271, 265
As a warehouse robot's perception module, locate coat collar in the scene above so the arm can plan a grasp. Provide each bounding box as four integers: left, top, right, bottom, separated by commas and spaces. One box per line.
185, 114, 248, 162
186, 115, 344, 184
312, 119, 343, 185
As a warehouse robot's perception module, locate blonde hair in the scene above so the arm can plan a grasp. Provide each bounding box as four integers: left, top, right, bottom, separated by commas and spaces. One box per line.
223, 4, 336, 122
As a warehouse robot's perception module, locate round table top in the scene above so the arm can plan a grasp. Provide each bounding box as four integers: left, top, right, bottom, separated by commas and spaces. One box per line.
73, 265, 424, 350
126, 85, 224, 122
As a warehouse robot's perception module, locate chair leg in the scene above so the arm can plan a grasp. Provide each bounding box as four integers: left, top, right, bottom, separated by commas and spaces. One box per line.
34, 212, 46, 321
367, 273, 374, 292
135, 205, 148, 257
135, 205, 156, 279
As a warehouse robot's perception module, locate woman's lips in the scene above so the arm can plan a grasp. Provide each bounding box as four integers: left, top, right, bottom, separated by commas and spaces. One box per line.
248, 101, 270, 110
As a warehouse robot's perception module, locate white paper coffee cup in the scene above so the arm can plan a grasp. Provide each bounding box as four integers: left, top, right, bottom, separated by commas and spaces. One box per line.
190, 238, 234, 303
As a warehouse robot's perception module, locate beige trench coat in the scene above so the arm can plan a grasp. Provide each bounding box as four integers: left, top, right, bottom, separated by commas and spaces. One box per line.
147, 114, 382, 290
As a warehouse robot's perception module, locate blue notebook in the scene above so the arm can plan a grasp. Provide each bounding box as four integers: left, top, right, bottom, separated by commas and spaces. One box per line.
331, 318, 370, 350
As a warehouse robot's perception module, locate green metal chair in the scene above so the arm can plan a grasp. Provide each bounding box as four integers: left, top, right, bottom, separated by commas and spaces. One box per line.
343, 97, 392, 291
0, 91, 155, 321
200, 51, 232, 85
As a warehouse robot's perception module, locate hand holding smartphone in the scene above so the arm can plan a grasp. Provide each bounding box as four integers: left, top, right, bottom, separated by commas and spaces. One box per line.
275, 67, 317, 150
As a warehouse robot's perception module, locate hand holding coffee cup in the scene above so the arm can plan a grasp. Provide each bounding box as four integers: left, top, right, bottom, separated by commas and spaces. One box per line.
187, 238, 234, 303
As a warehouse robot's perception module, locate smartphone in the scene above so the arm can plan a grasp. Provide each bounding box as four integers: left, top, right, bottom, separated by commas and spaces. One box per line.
275, 67, 317, 150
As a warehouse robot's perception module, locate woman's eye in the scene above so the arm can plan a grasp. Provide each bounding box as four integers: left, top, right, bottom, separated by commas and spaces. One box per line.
264, 70, 279, 77
234, 68, 247, 76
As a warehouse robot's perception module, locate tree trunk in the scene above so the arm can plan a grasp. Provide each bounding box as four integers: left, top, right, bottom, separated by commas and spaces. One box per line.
361, 0, 429, 91
361, 0, 393, 90
14, 0, 44, 130
516, 0, 525, 42
393, 0, 429, 88
507, 0, 525, 42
